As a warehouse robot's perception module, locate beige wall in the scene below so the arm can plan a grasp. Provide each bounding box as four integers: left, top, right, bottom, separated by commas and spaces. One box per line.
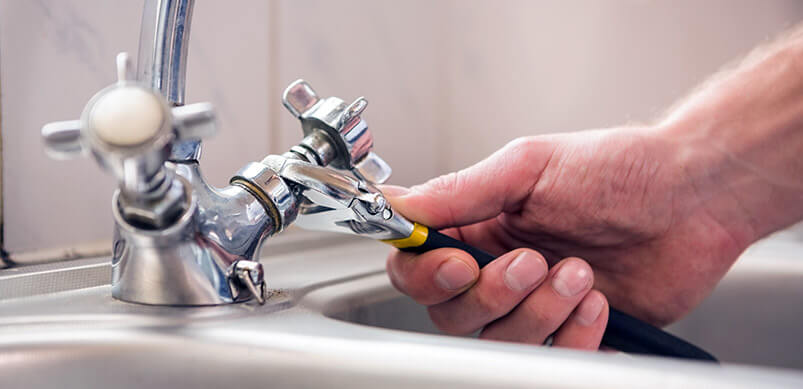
2, 0, 802, 254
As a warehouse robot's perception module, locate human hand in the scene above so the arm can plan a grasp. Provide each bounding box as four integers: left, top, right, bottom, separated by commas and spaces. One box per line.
382, 127, 757, 350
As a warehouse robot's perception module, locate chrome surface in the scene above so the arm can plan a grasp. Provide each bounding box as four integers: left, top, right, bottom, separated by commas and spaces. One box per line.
43, 53, 174, 201
288, 144, 320, 164
110, 160, 279, 305
261, 155, 415, 241
297, 130, 338, 165
353, 151, 393, 185
2, 238, 803, 388
281, 79, 320, 117
40, 51, 283, 305
39, 3, 403, 309
281, 80, 392, 183
117, 174, 188, 229
231, 161, 298, 232
110, 161, 279, 305
137, 0, 194, 106
138, 0, 203, 170
169, 138, 202, 162
172, 102, 216, 140
261, 80, 417, 241
45, 52, 195, 223
231, 260, 267, 304
40, 120, 83, 158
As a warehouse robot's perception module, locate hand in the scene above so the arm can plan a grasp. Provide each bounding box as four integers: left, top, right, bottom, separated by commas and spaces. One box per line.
382, 126, 756, 350
384, 25, 803, 351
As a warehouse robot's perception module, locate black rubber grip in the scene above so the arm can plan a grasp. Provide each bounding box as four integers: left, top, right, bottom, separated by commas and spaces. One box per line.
405, 228, 496, 268
400, 228, 717, 362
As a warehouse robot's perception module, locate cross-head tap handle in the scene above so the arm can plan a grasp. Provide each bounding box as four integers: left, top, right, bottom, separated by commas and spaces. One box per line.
281, 79, 392, 185
41, 52, 217, 199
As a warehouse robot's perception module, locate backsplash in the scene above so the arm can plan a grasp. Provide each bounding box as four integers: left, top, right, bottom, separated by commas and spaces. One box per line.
2, 0, 801, 255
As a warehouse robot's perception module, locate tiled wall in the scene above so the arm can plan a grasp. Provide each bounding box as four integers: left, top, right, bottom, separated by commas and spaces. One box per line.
0, 0, 273, 253
2, 0, 802, 254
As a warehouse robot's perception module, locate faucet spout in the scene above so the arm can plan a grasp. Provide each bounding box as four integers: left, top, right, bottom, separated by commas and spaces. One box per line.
137, 0, 203, 163
137, 0, 194, 106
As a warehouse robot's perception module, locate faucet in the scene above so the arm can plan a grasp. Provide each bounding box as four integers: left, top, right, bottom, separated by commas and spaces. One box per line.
41, 56, 387, 306
39, 0, 390, 306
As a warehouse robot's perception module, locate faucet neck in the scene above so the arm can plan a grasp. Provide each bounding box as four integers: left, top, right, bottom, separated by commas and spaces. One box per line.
137, 0, 194, 106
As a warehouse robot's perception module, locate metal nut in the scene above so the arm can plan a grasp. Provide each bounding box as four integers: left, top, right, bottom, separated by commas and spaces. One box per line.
231, 162, 298, 231
118, 177, 190, 229
281, 80, 374, 171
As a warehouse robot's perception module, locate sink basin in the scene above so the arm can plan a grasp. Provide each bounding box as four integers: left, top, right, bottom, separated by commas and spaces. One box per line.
2, 234, 803, 388
320, 239, 803, 371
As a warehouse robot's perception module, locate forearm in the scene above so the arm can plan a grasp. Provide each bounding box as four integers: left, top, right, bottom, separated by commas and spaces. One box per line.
657, 25, 803, 244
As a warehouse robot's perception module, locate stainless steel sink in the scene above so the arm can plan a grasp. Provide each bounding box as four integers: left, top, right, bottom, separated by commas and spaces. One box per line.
2, 233, 803, 388
320, 238, 803, 371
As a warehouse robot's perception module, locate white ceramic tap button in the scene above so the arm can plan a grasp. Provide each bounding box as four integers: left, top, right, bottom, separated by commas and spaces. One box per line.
90, 87, 165, 146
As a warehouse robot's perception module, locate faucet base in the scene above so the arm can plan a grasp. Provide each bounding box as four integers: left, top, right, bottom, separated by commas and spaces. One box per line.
110, 173, 266, 306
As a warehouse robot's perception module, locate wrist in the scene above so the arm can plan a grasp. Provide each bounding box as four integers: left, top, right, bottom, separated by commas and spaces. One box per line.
650, 31, 803, 245
653, 106, 803, 247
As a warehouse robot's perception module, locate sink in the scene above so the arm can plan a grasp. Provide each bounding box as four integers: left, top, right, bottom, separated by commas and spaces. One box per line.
2, 234, 803, 388
320, 239, 803, 371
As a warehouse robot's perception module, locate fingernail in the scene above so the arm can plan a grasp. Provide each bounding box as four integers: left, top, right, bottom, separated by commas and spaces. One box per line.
378, 185, 410, 197
504, 251, 547, 291
575, 293, 605, 326
435, 259, 476, 291
552, 259, 592, 297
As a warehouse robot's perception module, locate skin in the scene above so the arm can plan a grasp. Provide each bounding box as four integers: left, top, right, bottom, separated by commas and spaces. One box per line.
382, 25, 803, 350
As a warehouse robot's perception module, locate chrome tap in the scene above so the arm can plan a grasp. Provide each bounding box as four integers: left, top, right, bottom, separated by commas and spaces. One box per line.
42, 53, 295, 305
40, 0, 390, 306
41, 53, 385, 306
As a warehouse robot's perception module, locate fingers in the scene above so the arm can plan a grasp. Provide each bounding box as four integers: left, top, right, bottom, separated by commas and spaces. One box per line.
480, 257, 601, 345
378, 136, 555, 229
387, 249, 608, 351
551, 290, 609, 350
386, 247, 480, 306
426, 249, 549, 335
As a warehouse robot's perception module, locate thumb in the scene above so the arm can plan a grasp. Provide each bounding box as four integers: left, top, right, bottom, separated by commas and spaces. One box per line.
379, 137, 554, 229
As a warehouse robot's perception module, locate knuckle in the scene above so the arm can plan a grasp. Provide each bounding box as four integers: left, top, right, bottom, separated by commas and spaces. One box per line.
471, 289, 504, 321
505, 136, 538, 152
503, 136, 547, 158
424, 170, 465, 196
426, 286, 509, 335
525, 301, 562, 330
